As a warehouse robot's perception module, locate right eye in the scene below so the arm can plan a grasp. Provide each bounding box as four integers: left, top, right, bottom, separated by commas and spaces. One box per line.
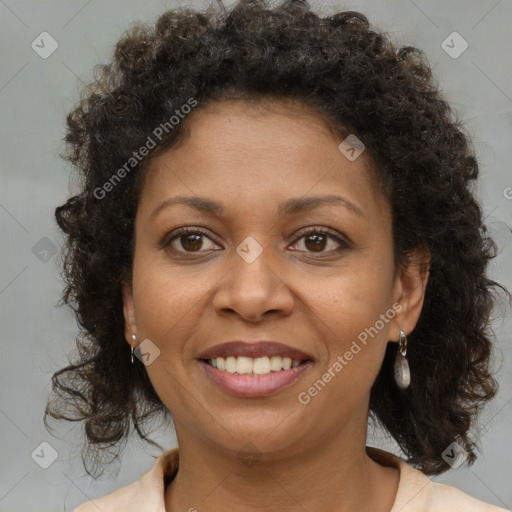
160, 227, 221, 254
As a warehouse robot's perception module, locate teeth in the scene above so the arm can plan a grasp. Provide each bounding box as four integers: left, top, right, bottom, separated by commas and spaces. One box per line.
253, 357, 270, 375
236, 356, 253, 375
269, 356, 283, 371
225, 356, 237, 373
208, 355, 304, 375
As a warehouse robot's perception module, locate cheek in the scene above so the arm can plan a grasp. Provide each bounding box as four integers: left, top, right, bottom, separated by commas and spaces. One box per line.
130, 258, 211, 408
131, 248, 227, 365
301, 256, 395, 382
307, 256, 394, 330
296, 285, 393, 421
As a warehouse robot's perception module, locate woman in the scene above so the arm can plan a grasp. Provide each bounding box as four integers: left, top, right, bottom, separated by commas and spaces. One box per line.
45, 0, 510, 510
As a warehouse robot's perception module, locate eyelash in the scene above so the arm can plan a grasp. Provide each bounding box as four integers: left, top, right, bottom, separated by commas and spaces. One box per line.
160, 226, 350, 255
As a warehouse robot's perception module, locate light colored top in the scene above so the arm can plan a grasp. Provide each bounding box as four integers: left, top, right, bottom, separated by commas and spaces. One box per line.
73, 446, 509, 511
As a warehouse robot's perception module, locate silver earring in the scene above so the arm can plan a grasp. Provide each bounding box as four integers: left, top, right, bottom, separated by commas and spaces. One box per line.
394, 329, 411, 390
131, 333, 136, 365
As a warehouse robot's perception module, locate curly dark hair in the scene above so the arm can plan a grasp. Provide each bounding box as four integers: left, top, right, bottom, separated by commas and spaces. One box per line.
45, 0, 510, 478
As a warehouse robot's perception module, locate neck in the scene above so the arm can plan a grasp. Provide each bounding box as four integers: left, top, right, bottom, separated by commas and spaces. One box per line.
164, 422, 399, 512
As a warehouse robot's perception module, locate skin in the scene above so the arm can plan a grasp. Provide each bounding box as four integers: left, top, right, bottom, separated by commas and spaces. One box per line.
122, 97, 430, 512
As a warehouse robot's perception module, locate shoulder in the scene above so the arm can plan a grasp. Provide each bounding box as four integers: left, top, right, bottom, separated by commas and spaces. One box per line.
72, 448, 179, 512
72, 478, 144, 511
367, 447, 509, 512
424, 480, 509, 512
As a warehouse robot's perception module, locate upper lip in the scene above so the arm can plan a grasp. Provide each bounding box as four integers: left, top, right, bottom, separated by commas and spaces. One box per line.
197, 341, 314, 361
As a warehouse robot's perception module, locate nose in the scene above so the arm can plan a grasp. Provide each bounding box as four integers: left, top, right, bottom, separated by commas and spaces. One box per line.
211, 240, 294, 322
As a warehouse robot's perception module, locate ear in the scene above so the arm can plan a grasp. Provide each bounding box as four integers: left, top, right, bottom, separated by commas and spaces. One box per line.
121, 273, 138, 349
388, 244, 430, 342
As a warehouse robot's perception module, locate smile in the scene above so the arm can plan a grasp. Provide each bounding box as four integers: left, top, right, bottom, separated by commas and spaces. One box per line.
206, 355, 304, 375
198, 357, 313, 397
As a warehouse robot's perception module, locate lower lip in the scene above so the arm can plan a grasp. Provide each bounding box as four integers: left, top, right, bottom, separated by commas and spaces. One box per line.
198, 360, 313, 397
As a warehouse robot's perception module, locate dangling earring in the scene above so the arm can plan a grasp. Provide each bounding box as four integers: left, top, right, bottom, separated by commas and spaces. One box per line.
130, 333, 136, 365
394, 329, 411, 390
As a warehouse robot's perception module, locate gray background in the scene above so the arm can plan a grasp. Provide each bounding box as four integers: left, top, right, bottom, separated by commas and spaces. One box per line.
1, 0, 511, 510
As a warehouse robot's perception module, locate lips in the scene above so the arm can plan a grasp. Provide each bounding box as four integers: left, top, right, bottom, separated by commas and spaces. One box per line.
199, 359, 314, 397
196, 341, 314, 362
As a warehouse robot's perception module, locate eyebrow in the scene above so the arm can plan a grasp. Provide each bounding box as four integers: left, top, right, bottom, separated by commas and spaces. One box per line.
148, 194, 365, 221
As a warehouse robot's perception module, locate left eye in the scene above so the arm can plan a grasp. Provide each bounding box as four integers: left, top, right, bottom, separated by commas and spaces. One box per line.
290, 228, 349, 253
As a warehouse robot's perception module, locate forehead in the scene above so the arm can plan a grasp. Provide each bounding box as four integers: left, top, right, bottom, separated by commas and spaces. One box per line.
172, 96, 345, 152
138, 98, 388, 220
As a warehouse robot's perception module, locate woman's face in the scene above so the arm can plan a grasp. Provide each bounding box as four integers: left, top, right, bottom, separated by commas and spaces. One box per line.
123, 98, 428, 459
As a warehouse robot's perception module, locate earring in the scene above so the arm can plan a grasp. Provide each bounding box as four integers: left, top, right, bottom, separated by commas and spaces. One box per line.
130, 333, 136, 365
394, 329, 411, 390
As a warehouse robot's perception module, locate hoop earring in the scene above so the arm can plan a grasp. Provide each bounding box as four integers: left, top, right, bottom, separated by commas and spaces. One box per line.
394, 329, 410, 390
